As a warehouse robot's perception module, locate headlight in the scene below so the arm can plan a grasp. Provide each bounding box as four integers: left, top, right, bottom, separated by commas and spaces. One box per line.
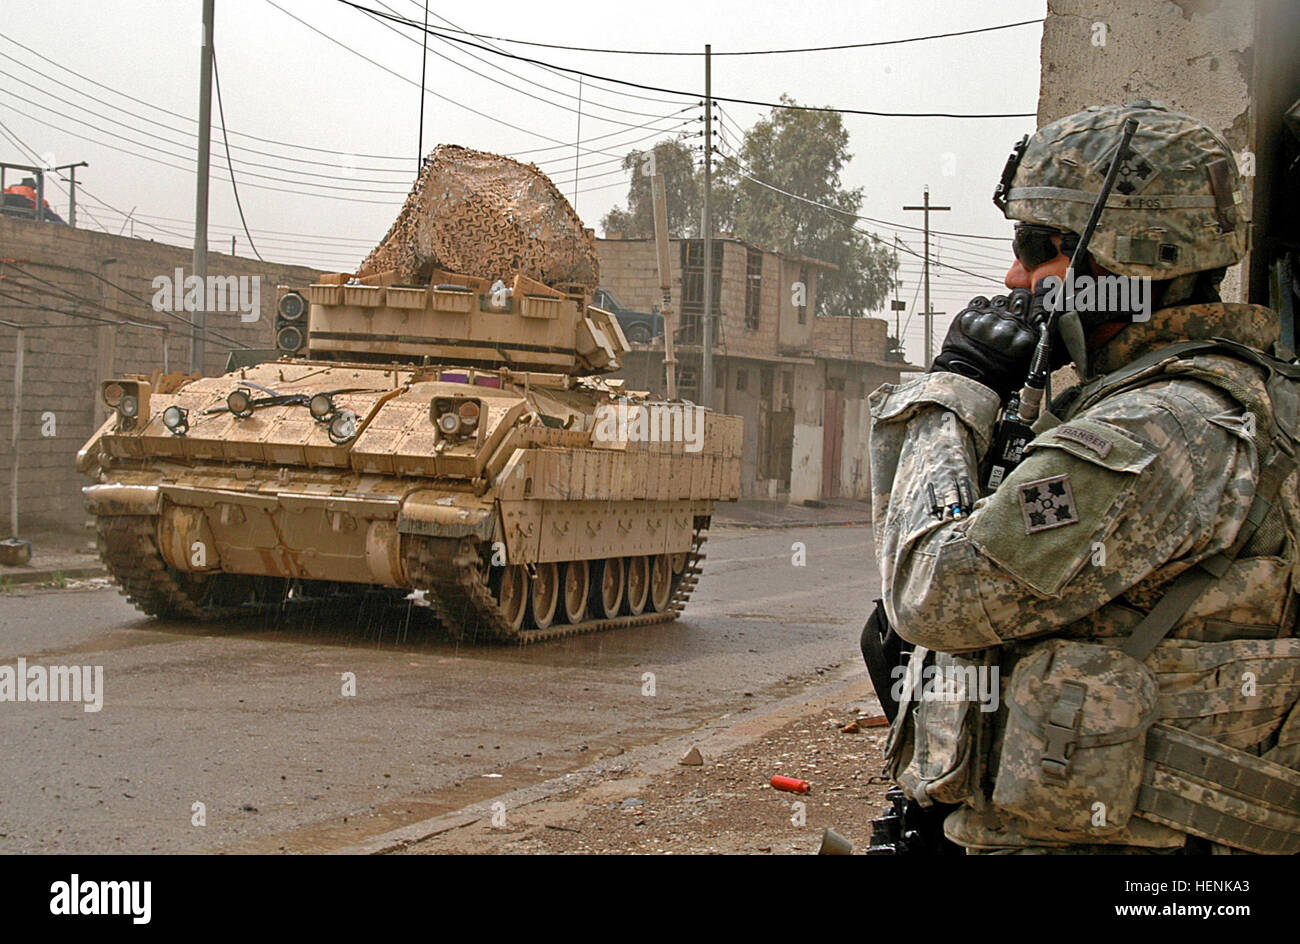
430, 397, 480, 439
119, 395, 139, 419
309, 393, 335, 421
102, 382, 124, 408
277, 290, 307, 321
162, 405, 189, 435
276, 324, 306, 354
328, 410, 357, 444
227, 389, 253, 418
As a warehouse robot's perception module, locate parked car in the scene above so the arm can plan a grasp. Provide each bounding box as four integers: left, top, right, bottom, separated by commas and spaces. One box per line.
594, 287, 663, 344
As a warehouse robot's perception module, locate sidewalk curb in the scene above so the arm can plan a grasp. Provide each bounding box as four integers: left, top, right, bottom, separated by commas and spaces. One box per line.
712, 518, 873, 531
331, 666, 876, 855
0, 564, 107, 586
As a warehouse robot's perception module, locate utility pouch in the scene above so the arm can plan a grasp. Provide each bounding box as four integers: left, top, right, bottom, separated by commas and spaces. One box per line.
885, 647, 990, 807
993, 638, 1158, 835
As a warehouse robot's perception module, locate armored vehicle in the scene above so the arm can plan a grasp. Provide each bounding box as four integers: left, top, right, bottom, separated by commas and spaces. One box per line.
77, 146, 741, 643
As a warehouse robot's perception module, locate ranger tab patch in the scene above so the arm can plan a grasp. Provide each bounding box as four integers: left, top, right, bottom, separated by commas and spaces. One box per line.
1018, 474, 1079, 534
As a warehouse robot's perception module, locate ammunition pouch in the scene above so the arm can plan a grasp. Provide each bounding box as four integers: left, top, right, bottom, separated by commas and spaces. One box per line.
992, 639, 1159, 837
885, 648, 992, 807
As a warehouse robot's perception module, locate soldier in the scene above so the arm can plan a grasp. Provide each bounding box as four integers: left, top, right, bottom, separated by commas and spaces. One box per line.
869, 101, 1300, 853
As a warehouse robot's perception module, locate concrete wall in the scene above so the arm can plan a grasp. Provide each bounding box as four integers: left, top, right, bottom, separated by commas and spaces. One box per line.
598, 236, 902, 504
596, 236, 831, 358
0, 217, 326, 534
776, 257, 816, 351
809, 314, 890, 364
1036, 0, 1274, 303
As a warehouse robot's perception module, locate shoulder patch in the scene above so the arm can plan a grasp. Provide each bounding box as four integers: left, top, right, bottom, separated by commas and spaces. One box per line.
1051, 424, 1113, 458
1018, 475, 1079, 533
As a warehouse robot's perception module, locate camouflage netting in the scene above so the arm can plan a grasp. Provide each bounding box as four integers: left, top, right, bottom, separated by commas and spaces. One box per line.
360, 144, 600, 288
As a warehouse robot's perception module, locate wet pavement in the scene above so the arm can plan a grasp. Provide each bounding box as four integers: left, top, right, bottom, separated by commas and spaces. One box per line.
0, 522, 876, 853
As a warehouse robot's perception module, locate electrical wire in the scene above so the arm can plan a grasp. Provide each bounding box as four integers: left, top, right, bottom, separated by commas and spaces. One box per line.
339, 1, 1037, 119
401, 16, 1045, 56
367, 0, 679, 121
399, 0, 701, 107
0, 54, 416, 175
0, 31, 417, 161
2, 261, 251, 348
210, 48, 263, 262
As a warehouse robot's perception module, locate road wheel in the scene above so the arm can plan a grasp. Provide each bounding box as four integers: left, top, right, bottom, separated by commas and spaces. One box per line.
624, 555, 650, 616
625, 324, 652, 344
649, 554, 673, 612
561, 560, 589, 624
590, 557, 624, 619
528, 562, 560, 630
495, 564, 528, 634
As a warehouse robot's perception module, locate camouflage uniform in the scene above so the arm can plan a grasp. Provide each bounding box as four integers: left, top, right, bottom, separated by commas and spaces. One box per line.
869, 103, 1300, 852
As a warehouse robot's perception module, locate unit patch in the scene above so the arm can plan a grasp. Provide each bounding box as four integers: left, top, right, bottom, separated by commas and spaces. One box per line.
1018, 474, 1080, 534
1094, 141, 1159, 196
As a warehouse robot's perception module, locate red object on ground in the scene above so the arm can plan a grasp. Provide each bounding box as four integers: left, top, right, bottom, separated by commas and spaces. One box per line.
770, 775, 810, 795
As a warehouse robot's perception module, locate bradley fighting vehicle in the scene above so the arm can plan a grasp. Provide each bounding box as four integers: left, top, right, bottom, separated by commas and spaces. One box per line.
77, 145, 741, 643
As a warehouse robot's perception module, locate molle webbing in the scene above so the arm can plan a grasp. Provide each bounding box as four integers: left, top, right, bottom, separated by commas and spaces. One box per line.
1138, 723, 1300, 854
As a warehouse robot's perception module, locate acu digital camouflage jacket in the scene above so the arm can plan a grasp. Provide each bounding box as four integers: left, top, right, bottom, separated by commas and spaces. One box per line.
869, 302, 1300, 850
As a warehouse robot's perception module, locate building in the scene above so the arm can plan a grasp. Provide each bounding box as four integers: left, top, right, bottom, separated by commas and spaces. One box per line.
597, 235, 911, 503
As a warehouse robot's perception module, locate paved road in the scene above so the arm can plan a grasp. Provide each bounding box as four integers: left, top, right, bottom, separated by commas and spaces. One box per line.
0, 523, 876, 853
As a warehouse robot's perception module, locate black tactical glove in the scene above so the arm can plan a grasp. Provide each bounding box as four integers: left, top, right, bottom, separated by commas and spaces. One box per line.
930, 290, 1042, 400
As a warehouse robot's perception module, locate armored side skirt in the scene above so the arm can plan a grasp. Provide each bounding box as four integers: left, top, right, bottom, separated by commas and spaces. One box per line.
84, 483, 710, 587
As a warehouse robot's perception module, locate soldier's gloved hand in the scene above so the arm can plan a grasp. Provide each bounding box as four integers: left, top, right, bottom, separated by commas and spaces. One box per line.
930, 291, 1041, 399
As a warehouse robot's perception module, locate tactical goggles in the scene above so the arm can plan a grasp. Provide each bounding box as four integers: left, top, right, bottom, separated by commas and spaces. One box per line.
1012, 224, 1080, 270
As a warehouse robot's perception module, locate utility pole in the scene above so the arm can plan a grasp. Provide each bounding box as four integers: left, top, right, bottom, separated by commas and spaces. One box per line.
53, 162, 87, 227
191, 0, 215, 374
699, 44, 714, 409
903, 186, 950, 368
417, 0, 429, 172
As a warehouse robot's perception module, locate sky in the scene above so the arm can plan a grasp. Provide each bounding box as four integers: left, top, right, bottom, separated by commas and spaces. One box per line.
0, 0, 1047, 366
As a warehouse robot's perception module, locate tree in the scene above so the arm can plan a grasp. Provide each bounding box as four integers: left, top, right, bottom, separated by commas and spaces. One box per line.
602, 96, 895, 317
600, 138, 702, 238
724, 95, 895, 316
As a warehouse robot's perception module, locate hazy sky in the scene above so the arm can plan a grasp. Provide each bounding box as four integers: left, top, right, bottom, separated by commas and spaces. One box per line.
0, 0, 1046, 365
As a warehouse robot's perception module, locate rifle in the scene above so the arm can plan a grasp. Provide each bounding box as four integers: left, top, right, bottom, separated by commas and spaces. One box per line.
862, 118, 1141, 854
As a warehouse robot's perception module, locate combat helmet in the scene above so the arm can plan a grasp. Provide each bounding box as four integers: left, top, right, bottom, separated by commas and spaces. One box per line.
994, 101, 1248, 279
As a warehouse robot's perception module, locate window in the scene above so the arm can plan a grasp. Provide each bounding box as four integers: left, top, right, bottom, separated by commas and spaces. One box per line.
782, 372, 793, 396
760, 367, 773, 399
679, 240, 722, 344
735, 369, 748, 392
745, 249, 762, 329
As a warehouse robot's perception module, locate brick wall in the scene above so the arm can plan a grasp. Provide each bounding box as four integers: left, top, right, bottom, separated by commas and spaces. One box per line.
0, 217, 327, 534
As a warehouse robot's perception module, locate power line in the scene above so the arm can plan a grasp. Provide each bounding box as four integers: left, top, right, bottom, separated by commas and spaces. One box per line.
367, 0, 680, 121
400, 0, 692, 106
0, 54, 416, 175
714, 105, 1011, 245
210, 48, 263, 262
0, 90, 412, 195
2, 261, 250, 348
712, 150, 1003, 285
339, 1, 1037, 119
388, 15, 1045, 56
0, 31, 417, 161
